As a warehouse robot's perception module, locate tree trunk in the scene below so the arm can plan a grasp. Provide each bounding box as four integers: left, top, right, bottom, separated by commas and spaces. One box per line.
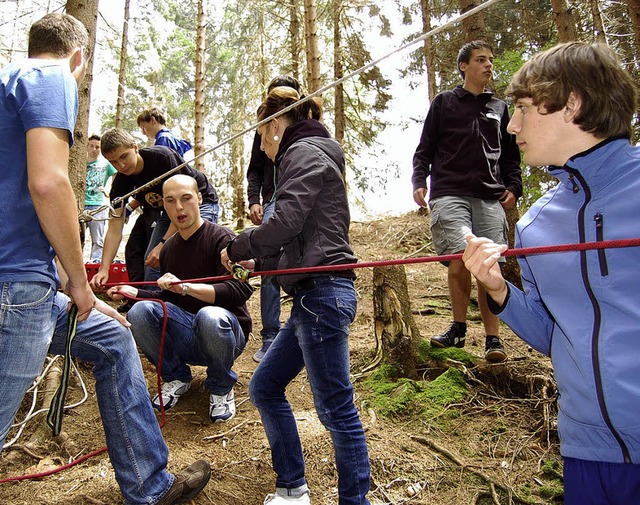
373, 266, 421, 379
290, 0, 302, 81
65, 0, 99, 210
459, 0, 486, 41
550, 0, 578, 42
502, 205, 522, 289
114, 0, 130, 129
419, 0, 437, 100
194, 0, 207, 172
333, 0, 344, 144
589, 0, 607, 43
303, 0, 321, 93
231, 137, 245, 228
626, 0, 640, 51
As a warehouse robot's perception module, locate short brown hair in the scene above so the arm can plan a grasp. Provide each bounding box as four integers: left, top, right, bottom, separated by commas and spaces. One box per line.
28, 13, 88, 58
507, 42, 638, 139
100, 128, 136, 155
137, 107, 167, 126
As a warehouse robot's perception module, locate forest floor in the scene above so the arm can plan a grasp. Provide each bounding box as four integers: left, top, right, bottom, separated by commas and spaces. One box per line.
0, 211, 564, 505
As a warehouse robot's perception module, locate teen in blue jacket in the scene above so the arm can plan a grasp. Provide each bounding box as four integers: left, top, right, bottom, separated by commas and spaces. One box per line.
463, 42, 640, 504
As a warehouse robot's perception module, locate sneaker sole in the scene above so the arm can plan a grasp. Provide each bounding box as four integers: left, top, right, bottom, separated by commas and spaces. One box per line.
180, 465, 212, 503
485, 350, 507, 363
430, 338, 465, 349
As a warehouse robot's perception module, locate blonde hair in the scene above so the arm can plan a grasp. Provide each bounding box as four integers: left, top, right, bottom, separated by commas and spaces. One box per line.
257, 86, 322, 124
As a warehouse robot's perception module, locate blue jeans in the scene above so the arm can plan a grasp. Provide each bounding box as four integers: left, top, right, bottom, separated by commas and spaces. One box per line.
0, 283, 173, 504
144, 202, 219, 282
260, 201, 281, 344
84, 204, 108, 262
249, 277, 371, 505
127, 301, 246, 395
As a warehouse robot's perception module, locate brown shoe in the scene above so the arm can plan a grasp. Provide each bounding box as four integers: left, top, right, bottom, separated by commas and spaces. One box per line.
157, 459, 211, 504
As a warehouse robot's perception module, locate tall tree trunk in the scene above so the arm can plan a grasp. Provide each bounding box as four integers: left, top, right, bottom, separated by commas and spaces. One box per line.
589, 0, 607, 43
459, 0, 486, 41
65, 0, 99, 210
194, 0, 207, 172
626, 0, 640, 52
231, 137, 245, 228
114, 0, 130, 129
303, 0, 321, 92
551, 0, 578, 42
290, 0, 302, 81
333, 0, 344, 144
373, 266, 421, 379
419, 0, 437, 100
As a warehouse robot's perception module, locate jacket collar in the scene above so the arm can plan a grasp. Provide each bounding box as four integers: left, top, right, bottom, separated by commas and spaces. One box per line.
275, 119, 331, 164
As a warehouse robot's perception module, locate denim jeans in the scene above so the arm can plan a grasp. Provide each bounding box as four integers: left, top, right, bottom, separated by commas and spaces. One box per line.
0, 283, 173, 504
144, 202, 219, 282
84, 204, 108, 262
260, 201, 281, 344
127, 301, 246, 395
249, 277, 371, 505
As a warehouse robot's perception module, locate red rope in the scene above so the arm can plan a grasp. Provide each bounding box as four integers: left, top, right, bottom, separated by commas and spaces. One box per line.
104, 237, 640, 288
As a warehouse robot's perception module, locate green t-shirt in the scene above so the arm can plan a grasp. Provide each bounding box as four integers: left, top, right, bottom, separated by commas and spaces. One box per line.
85, 159, 116, 206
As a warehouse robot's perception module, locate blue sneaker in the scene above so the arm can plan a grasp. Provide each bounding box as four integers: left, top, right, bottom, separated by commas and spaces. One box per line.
253, 341, 272, 362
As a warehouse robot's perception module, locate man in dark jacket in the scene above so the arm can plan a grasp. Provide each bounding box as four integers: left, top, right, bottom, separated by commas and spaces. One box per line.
411, 40, 522, 362
109, 175, 253, 423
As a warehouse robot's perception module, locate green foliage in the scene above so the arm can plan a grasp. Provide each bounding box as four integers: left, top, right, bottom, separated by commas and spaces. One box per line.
365, 363, 469, 420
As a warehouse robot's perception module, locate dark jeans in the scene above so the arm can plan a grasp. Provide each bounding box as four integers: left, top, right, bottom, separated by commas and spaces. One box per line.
249, 277, 371, 504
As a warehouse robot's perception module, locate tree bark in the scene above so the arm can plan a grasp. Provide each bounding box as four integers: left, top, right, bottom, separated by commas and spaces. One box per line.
290, 0, 302, 81
373, 266, 421, 379
194, 0, 207, 172
333, 0, 345, 144
459, 0, 486, 42
626, 0, 640, 52
550, 0, 578, 42
114, 0, 130, 129
502, 205, 522, 289
65, 0, 99, 210
589, 0, 607, 43
419, 0, 437, 100
303, 0, 321, 93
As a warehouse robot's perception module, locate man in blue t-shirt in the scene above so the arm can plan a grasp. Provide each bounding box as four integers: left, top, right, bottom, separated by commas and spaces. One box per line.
137, 106, 192, 157
0, 13, 210, 504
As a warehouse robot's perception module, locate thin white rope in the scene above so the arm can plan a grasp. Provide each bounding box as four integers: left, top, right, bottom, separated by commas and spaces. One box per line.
90, 0, 503, 217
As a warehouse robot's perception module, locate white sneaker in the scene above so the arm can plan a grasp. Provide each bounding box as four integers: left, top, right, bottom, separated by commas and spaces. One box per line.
263, 492, 310, 504
151, 380, 191, 410
209, 389, 236, 423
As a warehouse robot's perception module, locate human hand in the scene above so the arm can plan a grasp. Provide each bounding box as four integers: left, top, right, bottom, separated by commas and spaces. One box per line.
462, 233, 509, 305
106, 285, 138, 301
220, 248, 232, 272
157, 272, 183, 294
249, 204, 264, 225
145, 243, 163, 269
89, 269, 110, 290
413, 188, 428, 208
498, 190, 516, 210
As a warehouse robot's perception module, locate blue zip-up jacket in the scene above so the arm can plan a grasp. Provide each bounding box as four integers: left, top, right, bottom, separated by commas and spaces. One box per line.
496, 137, 640, 464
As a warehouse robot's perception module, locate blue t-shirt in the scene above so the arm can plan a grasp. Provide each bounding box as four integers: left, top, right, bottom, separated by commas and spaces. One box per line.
0, 59, 78, 287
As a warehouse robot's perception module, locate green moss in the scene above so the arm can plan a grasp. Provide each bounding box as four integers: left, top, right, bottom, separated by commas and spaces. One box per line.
418, 338, 476, 366
538, 483, 564, 499
365, 366, 469, 420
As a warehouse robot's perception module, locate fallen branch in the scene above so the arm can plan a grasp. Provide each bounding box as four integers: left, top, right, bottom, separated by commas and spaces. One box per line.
203, 420, 262, 441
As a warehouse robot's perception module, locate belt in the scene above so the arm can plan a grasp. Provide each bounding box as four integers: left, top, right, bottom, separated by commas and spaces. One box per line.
292, 273, 354, 293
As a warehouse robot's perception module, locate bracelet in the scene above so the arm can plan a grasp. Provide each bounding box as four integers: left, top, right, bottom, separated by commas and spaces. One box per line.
181, 283, 189, 296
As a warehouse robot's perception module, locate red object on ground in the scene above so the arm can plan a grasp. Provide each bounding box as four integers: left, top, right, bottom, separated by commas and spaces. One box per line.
85, 262, 129, 284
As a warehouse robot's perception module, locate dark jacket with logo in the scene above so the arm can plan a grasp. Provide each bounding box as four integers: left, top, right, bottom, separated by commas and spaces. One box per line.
228, 119, 356, 294
411, 85, 522, 202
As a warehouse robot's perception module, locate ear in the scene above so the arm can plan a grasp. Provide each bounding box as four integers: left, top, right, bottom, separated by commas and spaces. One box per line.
459, 61, 467, 75
69, 47, 86, 84
563, 92, 582, 123
198, 192, 203, 205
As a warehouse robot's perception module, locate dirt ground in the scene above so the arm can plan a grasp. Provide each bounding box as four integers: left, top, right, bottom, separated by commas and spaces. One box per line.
0, 211, 562, 505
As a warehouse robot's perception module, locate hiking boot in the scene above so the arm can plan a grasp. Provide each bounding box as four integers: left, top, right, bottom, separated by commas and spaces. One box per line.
151, 380, 191, 410
209, 389, 235, 423
157, 459, 211, 505
430, 322, 466, 348
264, 492, 311, 504
253, 341, 272, 362
485, 336, 507, 363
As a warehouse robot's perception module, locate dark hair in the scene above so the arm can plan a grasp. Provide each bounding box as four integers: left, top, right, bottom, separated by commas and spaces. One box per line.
88, 134, 101, 142
267, 75, 301, 93
457, 40, 493, 78
257, 87, 322, 125
100, 128, 137, 155
28, 13, 88, 58
137, 107, 167, 126
507, 42, 638, 139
